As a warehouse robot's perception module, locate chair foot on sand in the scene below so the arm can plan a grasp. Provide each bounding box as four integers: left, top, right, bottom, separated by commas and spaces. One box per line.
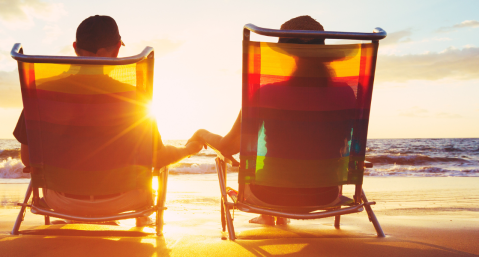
362, 190, 385, 237
11, 181, 32, 235
334, 215, 341, 228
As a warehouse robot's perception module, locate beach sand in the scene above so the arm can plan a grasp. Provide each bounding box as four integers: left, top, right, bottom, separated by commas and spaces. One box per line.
1, 176, 478, 256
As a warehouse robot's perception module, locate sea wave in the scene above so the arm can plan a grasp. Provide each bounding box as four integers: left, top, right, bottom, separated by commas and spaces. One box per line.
194, 153, 218, 157
0, 159, 237, 179
0, 158, 30, 179
1, 137, 478, 179
168, 162, 238, 175
365, 165, 479, 177
365, 154, 472, 165
0, 149, 21, 161
0, 156, 477, 179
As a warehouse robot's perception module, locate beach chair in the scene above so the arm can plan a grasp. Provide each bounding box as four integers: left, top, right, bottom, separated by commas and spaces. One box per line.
10, 44, 168, 236
214, 24, 387, 240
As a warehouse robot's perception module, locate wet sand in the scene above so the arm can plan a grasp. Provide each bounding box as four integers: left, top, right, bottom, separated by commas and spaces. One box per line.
1, 176, 478, 256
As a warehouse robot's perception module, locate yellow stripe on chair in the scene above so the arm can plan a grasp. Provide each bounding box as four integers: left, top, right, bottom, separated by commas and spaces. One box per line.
33, 63, 137, 94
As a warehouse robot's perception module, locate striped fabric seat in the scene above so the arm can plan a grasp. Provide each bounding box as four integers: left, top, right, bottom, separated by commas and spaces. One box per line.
19, 59, 155, 196
239, 41, 378, 205
215, 25, 386, 241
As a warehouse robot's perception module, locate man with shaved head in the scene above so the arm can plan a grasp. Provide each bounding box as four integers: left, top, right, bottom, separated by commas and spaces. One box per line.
14, 15, 202, 225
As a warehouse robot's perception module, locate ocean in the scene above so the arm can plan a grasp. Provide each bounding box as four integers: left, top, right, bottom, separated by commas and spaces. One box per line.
1, 138, 478, 181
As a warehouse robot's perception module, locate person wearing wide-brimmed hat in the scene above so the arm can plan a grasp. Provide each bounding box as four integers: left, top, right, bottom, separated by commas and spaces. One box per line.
187, 15, 347, 226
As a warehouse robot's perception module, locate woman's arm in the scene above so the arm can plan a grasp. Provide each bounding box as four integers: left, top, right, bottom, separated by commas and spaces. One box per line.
188, 110, 241, 156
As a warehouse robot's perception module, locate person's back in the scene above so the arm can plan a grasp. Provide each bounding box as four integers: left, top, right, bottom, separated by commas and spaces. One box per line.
14, 15, 202, 222
251, 84, 356, 206
189, 15, 353, 224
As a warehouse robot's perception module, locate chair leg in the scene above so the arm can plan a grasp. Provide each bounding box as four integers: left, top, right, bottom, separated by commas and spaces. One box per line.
156, 167, 169, 236
361, 189, 385, 237
221, 200, 226, 232
44, 216, 50, 225
223, 200, 236, 240
215, 158, 236, 240
12, 181, 33, 235
334, 215, 341, 228
156, 209, 162, 236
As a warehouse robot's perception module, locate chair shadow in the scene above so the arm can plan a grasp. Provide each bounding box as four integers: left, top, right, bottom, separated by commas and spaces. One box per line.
2, 224, 172, 257
234, 238, 476, 257
231, 224, 476, 257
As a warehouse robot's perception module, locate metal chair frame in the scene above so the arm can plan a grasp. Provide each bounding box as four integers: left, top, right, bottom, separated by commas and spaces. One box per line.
215, 24, 387, 240
10, 44, 168, 236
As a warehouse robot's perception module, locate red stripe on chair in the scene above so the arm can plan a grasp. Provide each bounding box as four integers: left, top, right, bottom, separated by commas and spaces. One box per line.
245, 84, 356, 111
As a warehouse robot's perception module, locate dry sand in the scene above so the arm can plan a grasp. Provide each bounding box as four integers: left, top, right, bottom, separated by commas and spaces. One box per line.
1, 176, 478, 256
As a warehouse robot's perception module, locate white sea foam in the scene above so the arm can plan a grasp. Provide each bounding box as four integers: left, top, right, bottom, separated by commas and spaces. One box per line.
0, 138, 478, 179
168, 162, 238, 175
365, 165, 479, 177
0, 158, 29, 179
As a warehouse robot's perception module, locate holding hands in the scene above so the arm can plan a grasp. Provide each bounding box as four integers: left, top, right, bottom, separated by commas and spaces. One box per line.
185, 140, 204, 156
187, 129, 208, 150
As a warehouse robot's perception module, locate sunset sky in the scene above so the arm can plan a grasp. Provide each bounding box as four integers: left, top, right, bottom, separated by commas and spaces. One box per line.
0, 0, 478, 140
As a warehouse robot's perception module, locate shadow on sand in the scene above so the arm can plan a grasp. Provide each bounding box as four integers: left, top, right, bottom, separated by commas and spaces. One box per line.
0, 223, 476, 256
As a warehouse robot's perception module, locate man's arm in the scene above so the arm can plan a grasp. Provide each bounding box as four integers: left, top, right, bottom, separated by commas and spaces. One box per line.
20, 144, 31, 172
14, 111, 30, 168
155, 141, 203, 169
188, 110, 241, 156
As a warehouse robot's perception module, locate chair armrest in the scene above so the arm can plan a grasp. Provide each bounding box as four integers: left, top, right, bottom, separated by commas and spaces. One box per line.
207, 143, 240, 167
364, 161, 373, 168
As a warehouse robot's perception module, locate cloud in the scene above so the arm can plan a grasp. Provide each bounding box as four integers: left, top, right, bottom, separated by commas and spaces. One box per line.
0, 50, 13, 71
376, 46, 479, 82
399, 106, 428, 117
0, 0, 66, 30
435, 112, 462, 119
437, 20, 479, 33
380, 29, 412, 46
399, 107, 462, 119
0, 43, 17, 71
453, 20, 479, 28
0, 70, 22, 108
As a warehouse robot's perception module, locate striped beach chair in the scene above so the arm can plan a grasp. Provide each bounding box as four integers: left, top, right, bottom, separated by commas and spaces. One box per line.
214, 24, 387, 240
10, 44, 168, 235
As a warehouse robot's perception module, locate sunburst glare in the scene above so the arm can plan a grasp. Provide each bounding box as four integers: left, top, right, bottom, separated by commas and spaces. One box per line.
152, 177, 159, 191
147, 101, 160, 120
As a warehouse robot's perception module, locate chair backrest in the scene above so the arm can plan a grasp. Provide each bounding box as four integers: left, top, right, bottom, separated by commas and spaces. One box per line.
239, 25, 383, 194
12, 44, 155, 195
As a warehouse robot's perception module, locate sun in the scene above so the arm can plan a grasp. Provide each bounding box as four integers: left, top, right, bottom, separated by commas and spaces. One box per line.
147, 101, 160, 120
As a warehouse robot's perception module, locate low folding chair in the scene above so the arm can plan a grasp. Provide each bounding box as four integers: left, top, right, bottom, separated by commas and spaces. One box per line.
10, 44, 168, 236
214, 24, 387, 240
